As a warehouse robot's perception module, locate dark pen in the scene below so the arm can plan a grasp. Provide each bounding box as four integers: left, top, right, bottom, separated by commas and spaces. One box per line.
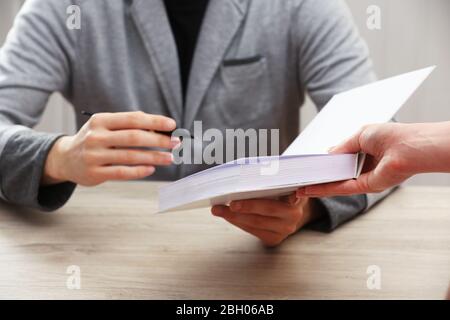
81, 111, 193, 139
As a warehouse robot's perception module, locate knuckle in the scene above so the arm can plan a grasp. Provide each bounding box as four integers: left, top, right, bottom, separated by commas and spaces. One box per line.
363, 123, 380, 132
84, 131, 103, 146
88, 114, 104, 128
155, 134, 170, 147
237, 201, 250, 212
114, 167, 128, 180
126, 131, 142, 145
85, 167, 95, 177
127, 112, 142, 127
152, 153, 167, 164
385, 156, 405, 172
120, 151, 136, 164
360, 127, 373, 142
82, 151, 96, 165
361, 124, 379, 139
149, 115, 161, 128
84, 168, 102, 185
136, 166, 149, 178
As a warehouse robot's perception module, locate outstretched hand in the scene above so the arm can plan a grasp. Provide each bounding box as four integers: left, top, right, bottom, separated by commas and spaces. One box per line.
297, 122, 450, 198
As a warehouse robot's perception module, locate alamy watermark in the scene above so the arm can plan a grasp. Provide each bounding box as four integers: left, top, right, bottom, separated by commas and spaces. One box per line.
66, 265, 81, 290
367, 5, 382, 30
172, 121, 281, 175
366, 265, 381, 290
66, 5, 81, 30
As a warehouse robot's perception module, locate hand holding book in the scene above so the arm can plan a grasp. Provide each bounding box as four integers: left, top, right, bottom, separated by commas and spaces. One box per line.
297, 122, 450, 197
159, 66, 435, 213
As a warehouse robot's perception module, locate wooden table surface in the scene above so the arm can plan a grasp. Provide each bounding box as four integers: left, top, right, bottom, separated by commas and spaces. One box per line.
0, 182, 448, 299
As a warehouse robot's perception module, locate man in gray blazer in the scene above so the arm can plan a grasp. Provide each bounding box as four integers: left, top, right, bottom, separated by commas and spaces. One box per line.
0, 0, 389, 246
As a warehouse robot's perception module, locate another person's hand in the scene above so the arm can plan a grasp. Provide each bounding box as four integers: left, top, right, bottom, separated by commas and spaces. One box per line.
211, 195, 322, 247
42, 111, 179, 186
297, 122, 450, 197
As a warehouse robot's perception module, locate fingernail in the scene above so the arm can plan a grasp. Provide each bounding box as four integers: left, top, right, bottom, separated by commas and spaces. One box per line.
147, 166, 155, 175
328, 146, 336, 153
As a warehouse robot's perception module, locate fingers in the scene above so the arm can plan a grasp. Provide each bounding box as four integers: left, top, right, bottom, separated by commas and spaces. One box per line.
90, 149, 173, 166
211, 198, 312, 247
212, 197, 324, 246
297, 180, 366, 197
212, 205, 295, 235
105, 130, 179, 149
226, 221, 285, 248
59, 112, 178, 186
212, 205, 287, 247
95, 165, 155, 182
329, 130, 363, 154
297, 170, 383, 197
228, 199, 295, 218
89, 112, 176, 132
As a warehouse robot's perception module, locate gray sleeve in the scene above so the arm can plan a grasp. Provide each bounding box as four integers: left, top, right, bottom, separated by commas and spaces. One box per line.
293, 0, 390, 231
0, 0, 77, 210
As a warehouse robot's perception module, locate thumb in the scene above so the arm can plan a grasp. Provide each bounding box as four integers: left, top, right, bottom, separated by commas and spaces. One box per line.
329, 130, 363, 154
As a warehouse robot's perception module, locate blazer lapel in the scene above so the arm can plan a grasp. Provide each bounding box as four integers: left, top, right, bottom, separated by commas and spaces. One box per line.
184, 0, 248, 128
130, 0, 183, 122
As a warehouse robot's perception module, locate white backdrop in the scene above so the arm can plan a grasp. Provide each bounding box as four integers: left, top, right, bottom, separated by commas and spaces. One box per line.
1, 0, 449, 185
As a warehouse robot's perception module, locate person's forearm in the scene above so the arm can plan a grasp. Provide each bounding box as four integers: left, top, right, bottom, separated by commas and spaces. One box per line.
0, 128, 76, 210
402, 122, 450, 174
422, 122, 450, 172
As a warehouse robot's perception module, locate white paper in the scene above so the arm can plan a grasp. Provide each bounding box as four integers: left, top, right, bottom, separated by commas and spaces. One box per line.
283, 66, 435, 156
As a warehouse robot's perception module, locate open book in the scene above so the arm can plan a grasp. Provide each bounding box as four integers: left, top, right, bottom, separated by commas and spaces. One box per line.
159, 67, 435, 213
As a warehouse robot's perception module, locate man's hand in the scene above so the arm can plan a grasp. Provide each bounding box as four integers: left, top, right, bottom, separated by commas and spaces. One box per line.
212, 195, 321, 247
42, 111, 179, 186
297, 122, 450, 198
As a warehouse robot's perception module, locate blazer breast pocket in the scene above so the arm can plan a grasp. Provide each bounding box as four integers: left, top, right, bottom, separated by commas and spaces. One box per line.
215, 55, 272, 127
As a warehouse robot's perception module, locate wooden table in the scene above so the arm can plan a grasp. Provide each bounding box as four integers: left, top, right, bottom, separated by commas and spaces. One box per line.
0, 182, 448, 299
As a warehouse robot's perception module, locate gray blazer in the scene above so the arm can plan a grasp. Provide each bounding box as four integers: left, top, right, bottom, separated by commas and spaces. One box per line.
0, 0, 389, 231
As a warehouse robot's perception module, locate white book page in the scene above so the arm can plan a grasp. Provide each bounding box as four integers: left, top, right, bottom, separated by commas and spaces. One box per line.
284, 66, 435, 156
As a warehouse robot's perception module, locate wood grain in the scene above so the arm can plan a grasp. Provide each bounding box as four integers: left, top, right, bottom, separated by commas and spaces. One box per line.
0, 182, 448, 299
